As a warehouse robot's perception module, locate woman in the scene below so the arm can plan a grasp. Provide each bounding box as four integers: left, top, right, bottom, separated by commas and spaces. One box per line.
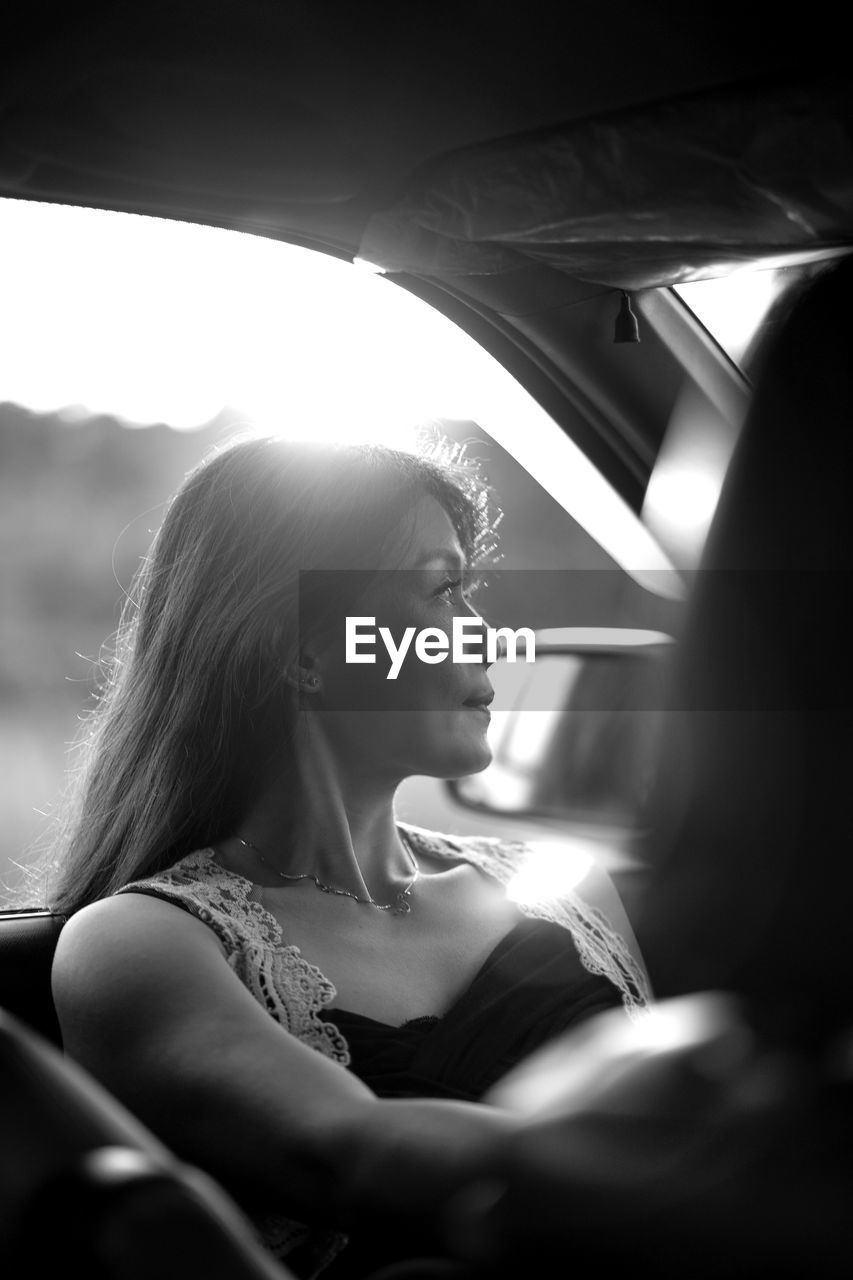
48, 432, 649, 1277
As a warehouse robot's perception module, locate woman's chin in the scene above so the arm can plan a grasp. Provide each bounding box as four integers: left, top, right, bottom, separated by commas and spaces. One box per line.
444, 719, 493, 776
378, 708, 494, 780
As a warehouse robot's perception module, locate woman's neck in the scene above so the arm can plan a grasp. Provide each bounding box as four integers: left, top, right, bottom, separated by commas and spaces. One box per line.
230, 718, 411, 900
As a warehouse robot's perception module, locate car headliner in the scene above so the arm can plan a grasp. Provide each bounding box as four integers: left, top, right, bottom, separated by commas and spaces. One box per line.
2, 4, 838, 253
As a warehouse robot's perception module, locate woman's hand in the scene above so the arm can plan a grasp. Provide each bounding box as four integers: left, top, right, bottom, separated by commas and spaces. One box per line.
440, 994, 836, 1277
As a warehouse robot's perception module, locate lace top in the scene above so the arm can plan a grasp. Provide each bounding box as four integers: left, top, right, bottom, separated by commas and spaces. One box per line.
117, 823, 651, 1276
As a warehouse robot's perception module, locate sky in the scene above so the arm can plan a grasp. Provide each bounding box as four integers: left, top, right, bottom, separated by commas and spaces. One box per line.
0, 196, 488, 440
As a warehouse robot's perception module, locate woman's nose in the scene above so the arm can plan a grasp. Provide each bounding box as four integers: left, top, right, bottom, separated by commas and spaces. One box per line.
464, 601, 505, 666
490, 631, 507, 664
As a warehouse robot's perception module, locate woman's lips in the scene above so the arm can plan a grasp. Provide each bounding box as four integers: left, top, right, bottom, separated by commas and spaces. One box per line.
462, 690, 494, 717
463, 689, 495, 710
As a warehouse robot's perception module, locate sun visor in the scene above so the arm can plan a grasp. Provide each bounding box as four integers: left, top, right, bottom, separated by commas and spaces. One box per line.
357, 75, 853, 290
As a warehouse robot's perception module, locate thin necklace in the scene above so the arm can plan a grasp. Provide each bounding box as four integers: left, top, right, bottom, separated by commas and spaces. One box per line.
236, 828, 420, 916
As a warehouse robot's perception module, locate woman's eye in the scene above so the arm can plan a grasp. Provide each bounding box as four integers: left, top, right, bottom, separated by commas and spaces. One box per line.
436, 576, 464, 602
435, 574, 482, 603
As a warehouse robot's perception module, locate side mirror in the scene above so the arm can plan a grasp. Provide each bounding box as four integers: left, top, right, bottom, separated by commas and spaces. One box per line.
449, 629, 674, 829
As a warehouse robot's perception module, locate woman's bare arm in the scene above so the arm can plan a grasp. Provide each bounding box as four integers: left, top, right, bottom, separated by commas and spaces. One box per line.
51, 892, 512, 1227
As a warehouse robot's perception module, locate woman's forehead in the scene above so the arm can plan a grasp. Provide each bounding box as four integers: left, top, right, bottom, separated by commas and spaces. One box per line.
396, 495, 465, 569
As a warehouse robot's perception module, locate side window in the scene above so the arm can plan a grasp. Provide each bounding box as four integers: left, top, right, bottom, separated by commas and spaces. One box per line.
1, 199, 673, 899
675, 260, 839, 375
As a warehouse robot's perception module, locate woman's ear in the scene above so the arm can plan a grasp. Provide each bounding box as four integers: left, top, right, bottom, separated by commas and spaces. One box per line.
283, 651, 322, 693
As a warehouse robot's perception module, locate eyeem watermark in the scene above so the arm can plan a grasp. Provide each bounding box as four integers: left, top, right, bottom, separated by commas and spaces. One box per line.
346, 616, 536, 679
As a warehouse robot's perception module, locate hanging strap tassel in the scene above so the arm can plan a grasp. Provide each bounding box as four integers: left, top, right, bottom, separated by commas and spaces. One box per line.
614, 290, 641, 343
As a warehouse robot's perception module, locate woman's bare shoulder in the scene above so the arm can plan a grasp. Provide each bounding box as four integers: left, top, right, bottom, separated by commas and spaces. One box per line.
52, 888, 293, 1087
52, 891, 227, 1013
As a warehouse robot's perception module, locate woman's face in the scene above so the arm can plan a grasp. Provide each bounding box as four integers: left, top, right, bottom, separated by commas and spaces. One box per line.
309, 494, 496, 784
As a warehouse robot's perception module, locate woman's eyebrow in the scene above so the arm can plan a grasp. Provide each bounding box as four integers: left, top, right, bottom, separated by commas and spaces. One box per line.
411, 549, 466, 570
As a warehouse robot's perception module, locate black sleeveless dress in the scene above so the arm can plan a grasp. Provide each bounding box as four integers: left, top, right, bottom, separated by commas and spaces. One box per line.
323, 914, 622, 1101
316, 914, 623, 1278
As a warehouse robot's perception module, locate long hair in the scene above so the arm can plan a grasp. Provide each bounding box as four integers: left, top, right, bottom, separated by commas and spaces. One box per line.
39, 430, 501, 916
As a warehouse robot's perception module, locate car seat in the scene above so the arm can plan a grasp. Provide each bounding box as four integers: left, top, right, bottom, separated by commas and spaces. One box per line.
0, 1006, 298, 1279
636, 252, 853, 1053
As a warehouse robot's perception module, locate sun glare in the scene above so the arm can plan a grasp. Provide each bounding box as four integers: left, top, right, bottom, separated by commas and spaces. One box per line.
506, 842, 594, 905
0, 198, 482, 443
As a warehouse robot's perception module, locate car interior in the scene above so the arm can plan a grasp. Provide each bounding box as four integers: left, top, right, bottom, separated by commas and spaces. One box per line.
1, 4, 851, 1276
